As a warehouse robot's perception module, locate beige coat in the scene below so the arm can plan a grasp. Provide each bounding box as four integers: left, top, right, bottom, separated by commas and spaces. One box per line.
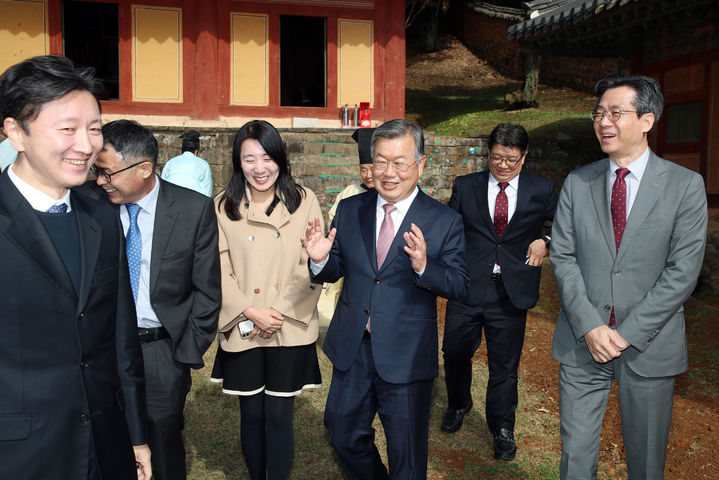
215, 187, 323, 352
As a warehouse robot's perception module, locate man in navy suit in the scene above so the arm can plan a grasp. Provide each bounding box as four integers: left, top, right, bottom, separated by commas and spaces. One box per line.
303, 119, 469, 479
440, 124, 557, 461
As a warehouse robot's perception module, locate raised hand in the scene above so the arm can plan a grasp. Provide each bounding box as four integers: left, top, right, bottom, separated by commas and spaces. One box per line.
403, 223, 427, 273
301, 216, 336, 263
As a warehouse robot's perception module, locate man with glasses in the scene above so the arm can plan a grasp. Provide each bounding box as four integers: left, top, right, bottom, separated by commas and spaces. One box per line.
0, 56, 151, 479
93, 120, 221, 480
440, 123, 557, 461
303, 119, 469, 479
551, 73, 707, 478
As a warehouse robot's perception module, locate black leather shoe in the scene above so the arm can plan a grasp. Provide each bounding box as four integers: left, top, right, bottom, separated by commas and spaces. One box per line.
493, 427, 517, 460
440, 399, 473, 433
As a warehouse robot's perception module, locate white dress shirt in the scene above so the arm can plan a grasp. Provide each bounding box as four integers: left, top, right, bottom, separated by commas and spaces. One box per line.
488, 173, 520, 273
120, 176, 162, 328
608, 147, 649, 218
7, 164, 72, 212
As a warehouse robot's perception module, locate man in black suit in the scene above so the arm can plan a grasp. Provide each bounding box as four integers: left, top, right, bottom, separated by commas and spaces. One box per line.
0, 56, 151, 479
440, 123, 557, 461
303, 119, 469, 479
92, 120, 221, 480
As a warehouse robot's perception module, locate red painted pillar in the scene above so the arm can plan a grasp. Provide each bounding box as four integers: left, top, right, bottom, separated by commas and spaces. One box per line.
194, 0, 219, 119
383, 0, 406, 120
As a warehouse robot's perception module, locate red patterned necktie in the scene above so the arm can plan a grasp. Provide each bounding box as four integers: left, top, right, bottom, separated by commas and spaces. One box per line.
376, 204, 397, 269
609, 167, 630, 326
494, 182, 509, 239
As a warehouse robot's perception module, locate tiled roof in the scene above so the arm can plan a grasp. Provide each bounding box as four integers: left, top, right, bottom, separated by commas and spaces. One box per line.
507, 0, 640, 40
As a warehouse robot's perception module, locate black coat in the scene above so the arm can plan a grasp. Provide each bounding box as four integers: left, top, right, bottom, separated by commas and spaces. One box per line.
0, 172, 147, 479
449, 170, 557, 310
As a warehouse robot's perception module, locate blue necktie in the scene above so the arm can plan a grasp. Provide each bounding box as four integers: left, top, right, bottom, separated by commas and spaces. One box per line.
46, 204, 68, 214
125, 203, 142, 302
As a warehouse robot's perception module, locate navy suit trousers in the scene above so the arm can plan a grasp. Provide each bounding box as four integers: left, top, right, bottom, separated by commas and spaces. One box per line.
325, 335, 434, 480
443, 277, 527, 432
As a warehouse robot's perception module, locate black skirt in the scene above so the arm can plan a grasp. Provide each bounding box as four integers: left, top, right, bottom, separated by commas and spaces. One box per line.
210, 343, 322, 397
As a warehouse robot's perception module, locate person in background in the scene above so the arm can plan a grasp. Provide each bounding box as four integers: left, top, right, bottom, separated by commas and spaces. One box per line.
0, 134, 18, 171
317, 127, 375, 328
440, 123, 557, 461
93, 119, 221, 480
0, 55, 151, 479
303, 119, 469, 479
161, 130, 213, 197
212, 119, 323, 480
551, 73, 707, 479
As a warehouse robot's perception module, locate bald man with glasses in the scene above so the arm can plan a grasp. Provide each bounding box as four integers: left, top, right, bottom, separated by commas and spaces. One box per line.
440, 123, 557, 461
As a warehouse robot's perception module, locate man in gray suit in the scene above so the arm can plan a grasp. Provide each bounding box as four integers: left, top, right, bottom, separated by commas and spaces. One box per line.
551, 73, 707, 479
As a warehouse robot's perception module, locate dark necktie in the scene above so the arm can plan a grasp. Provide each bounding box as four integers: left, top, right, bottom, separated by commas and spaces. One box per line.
611, 168, 630, 251
376, 204, 397, 269
126, 203, 142, 302
494, 182, 509, 239
46, 204, 68, 214
609, 167, 630, 326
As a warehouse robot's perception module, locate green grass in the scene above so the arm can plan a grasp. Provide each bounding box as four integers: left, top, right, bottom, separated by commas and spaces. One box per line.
406, 83, 597, 138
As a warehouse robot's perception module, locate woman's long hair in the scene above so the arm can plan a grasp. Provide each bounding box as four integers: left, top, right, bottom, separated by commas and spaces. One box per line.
219, 120, 305, 220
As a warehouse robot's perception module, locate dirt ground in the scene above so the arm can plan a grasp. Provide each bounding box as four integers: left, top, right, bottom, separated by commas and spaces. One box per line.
413, 37, 719, 479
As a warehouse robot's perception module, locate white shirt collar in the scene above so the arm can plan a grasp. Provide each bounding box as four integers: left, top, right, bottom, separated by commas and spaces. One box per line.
125, 174, 160, 215
7, 164, 72, 212
376, 185, 420, 216
609, 147, 650, 183
488, 172, 520, 191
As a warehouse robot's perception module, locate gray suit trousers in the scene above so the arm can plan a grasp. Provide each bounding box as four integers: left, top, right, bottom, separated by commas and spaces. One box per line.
559, 357, 675, 480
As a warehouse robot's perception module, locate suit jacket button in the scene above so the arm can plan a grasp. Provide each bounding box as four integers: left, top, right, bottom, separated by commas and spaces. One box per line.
80, 361, 88, 369
375, 278, 381, 285
603, 305, 611, 311
254, 288, 260, 294
80, 414, 89, 424
363, 308, 370, 315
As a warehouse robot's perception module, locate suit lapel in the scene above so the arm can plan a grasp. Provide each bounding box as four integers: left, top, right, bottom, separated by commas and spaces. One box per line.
150, 180, 178, 294
589, 160, 616, 259
359, 190, 378, 272
0, 174, 76, 302
616, 153, 667, 263
504, 173, 531, 236
72, 193, 101, 314
473, 171, 496, 239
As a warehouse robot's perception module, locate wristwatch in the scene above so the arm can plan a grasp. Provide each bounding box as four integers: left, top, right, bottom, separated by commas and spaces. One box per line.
542, 234, 551, 247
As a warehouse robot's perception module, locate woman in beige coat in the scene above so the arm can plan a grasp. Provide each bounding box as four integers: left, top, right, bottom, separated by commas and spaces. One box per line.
210, 120, 323, 480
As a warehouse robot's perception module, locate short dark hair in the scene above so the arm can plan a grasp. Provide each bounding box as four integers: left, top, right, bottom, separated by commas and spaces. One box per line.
180, 131, 200, 153
371, 119, 425, 163
488, 123, 529, 155
594, 73, 664, 134
101, 120, 158, 167
0, 55, 102, 133
219, 120, 304, 221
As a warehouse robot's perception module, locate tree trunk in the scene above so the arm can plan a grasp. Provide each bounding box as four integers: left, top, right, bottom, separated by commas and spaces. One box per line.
522, 51, 541, 107
416, 6, 440, 52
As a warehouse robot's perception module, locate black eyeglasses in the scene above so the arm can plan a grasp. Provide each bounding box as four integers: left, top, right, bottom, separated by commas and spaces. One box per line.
91, 160, 148, 183
489, 155, 522, 165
